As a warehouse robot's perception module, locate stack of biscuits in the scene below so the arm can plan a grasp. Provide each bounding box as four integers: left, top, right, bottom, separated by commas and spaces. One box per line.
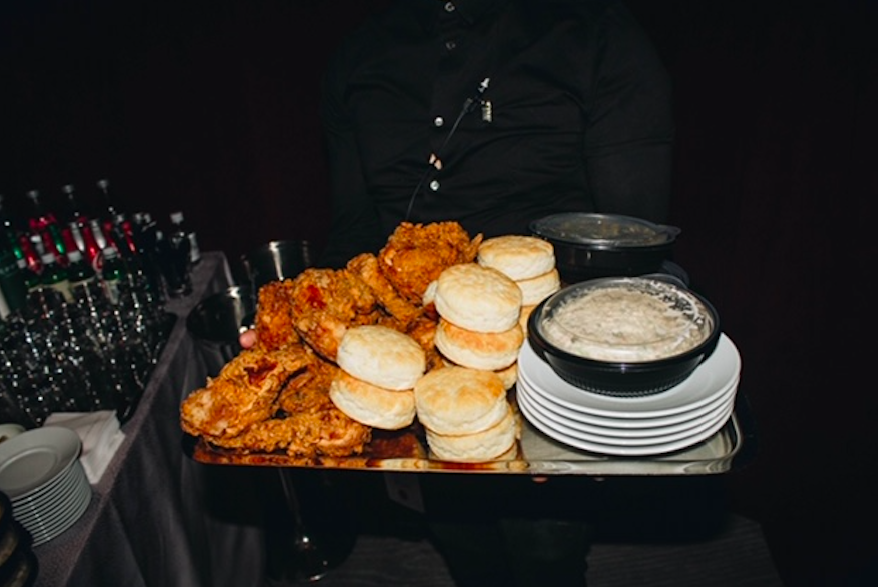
476, 235, 560, 334
414, 366, 519, 462
329, 325, 425, 430
429, 263, 524, 390
419, 263, 523, 461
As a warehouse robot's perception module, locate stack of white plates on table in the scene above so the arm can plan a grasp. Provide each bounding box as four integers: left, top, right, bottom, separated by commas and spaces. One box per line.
0, 426, 92, 546
516, 333, 742, 456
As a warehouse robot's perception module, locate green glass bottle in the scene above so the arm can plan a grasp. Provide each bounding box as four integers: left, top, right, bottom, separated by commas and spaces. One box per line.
39, 252, 73, 303
100, 246, 127, 305
67, 249, 96, 290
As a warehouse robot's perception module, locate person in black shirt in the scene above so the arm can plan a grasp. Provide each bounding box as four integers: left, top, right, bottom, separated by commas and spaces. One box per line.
310, 2, 676, 586
243, 1, 674, 585
317, 0, 673, 269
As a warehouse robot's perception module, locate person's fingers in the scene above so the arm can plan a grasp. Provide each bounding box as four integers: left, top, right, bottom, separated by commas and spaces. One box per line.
239, 328, 257, 349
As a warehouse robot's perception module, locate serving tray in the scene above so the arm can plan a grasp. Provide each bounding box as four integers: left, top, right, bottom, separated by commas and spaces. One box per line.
187, 393, 752, 477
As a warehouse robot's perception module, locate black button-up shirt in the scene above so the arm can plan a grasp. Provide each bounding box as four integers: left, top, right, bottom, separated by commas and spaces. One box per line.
319, 0, 673, 267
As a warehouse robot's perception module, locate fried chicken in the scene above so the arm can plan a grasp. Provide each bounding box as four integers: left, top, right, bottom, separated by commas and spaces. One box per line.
378, 221, 482, 304
183, 344, 371, 458
180, 347, 312, 439
206, 411, 371, 458
287, 267, 381, 361
253, 279, 300, 352
347, 252, 423, 328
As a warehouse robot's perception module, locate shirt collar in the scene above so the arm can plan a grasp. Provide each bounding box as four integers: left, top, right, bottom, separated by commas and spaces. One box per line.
413, 0, 511, 32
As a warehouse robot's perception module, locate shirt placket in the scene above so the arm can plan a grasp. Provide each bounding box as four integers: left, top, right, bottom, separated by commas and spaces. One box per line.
426, 1, 469, 196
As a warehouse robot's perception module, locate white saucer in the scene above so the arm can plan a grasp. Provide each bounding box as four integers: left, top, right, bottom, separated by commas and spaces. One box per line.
518, 365, 739, 427
0, 427, 81, 499
517, 376, 737, 440
518, 390, 735, 456
518, 386, 734, 447
517, 333, 741, 419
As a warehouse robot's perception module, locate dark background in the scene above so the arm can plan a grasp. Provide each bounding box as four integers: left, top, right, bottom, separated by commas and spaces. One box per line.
2, 1, 877, 584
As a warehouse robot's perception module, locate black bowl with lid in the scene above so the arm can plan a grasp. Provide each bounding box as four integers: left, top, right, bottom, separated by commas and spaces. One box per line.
530, 213, 680, 284
526, 276, 720, 397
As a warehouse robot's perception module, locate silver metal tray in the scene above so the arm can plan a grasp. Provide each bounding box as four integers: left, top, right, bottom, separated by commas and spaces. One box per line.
188, 396, 752, 477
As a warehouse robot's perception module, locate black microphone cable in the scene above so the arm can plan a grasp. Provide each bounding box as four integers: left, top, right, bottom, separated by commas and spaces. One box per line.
404, 78, 490, 221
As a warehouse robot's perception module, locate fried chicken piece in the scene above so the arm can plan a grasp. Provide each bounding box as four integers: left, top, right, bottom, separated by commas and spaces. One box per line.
253, 279, 301, 352
378, 221, 483, 304
288, 267, 380, 361
347, 252, 424, 328
206, 408, 371, 458
276, 351, 340, 415
210, 357, 372, 457
181, 348, 312, 439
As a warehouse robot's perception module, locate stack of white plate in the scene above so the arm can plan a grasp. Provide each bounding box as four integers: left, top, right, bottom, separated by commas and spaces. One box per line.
0, 426, 92, 546
516, 333, 742, 456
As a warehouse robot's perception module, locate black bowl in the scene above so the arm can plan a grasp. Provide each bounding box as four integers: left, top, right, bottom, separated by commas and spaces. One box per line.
530, 213, 680, 283
526, 277, 720, 397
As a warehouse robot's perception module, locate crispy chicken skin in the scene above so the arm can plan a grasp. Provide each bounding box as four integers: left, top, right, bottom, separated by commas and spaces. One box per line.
208, 357, 371, 457
347, 252, 424, 328
254, 279, 300, 352
288, 267, 380, 361
180, 348, 312, 439
206, 411, 371, 458
378, 221, 483, 304
183, 344, 371, 458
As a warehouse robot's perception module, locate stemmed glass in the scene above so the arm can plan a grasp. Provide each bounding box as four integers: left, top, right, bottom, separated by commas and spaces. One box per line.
264, 469, 357, 583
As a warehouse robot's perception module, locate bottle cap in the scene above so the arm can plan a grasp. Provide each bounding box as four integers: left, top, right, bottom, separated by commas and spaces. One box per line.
96, 178, 109, 190
68, 249, 83, 263
170, 211, 184, 224
40, 252, 56, 264
103, 246, 118, 259
62, 184, 75, 195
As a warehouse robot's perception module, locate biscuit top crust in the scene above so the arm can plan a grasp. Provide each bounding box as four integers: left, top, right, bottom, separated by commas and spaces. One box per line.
433, 263, 522, 333
414, 366, 508, 435
337, 325, 426, 390
477, 235, 555, 281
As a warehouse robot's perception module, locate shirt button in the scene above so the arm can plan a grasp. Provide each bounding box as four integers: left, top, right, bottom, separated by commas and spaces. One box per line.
434, 116, 444, 127
429, 180, 440, 192
445, 40, 457, 51
444, 2, 455, 13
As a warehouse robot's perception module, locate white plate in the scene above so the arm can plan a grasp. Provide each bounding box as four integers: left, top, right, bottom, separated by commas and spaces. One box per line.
517, 333, 741, 419
12, 464, 79, 517
517, 368, 739, 431
11, 459, 85, 520
0, 427, 81, 499
518, 390, 735, 456
518, 387, 734, 447
16, 461, 91, 546
29, 482, 91, 546
517, 377, 737, 440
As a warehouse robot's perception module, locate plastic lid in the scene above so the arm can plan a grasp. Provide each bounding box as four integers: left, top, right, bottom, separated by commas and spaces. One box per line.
530, 213, 679, 247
